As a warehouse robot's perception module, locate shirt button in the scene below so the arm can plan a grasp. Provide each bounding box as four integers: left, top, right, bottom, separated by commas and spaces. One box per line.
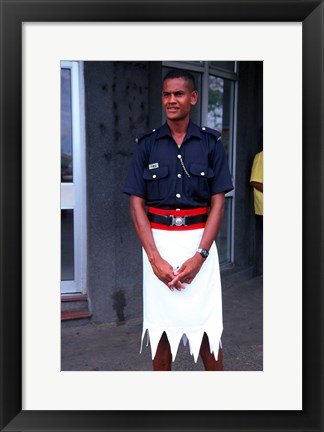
200, 172, 205, 176
177, 173, 182, 178
176, 193, 181, 198
152, 174, 157, 179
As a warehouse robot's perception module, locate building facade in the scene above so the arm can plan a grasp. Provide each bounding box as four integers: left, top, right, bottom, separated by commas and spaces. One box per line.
61, 61, 263, 323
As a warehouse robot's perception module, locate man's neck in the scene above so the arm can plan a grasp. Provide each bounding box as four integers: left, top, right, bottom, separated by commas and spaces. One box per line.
167, 118, 190, 147
166, 118, 190, 135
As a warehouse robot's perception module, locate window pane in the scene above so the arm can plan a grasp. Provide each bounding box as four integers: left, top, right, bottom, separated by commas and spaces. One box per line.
216, 198, 232, 263
209, 75, 234, 263
61, 68, 73, 182
61, 209, 75, 281
207, 75, 233, 160
210, 61, 235, 71
162, 67, 202, 125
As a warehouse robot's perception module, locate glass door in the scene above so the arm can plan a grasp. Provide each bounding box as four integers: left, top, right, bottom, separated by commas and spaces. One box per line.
207, 73, 235, 263
61, 61, 87, 294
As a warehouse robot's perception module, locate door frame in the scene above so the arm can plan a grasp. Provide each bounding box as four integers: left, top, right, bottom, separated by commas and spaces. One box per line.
61, 61, 87, 294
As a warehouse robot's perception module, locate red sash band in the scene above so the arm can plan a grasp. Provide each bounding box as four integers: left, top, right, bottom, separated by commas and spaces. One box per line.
148, 207, 208, 231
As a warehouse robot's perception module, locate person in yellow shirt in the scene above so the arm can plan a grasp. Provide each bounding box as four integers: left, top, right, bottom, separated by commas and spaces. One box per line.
250, 151, 263, 216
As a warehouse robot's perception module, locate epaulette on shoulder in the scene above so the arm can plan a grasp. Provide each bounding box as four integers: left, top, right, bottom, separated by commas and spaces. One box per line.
201, 126, 222, 141
135, 128, 158, 143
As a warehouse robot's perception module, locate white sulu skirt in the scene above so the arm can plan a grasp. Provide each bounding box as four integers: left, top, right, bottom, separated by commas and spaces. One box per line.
141, 228, 223, 363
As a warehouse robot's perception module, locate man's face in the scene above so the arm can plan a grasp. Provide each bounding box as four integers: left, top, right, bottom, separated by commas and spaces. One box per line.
162, 77, 198, 122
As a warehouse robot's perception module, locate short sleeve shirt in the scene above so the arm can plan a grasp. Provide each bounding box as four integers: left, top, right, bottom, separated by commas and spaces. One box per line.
124, 121, 234, 209
250, 151, 263, 216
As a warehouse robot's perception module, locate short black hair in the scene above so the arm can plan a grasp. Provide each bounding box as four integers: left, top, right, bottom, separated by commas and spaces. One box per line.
163, 69, 197, 91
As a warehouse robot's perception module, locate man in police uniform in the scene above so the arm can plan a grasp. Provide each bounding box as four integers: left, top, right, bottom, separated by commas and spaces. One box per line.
124, 69, 233, 371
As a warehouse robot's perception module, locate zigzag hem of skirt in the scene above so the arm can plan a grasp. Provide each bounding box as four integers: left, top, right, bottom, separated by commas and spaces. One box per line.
140, 325, 223, 363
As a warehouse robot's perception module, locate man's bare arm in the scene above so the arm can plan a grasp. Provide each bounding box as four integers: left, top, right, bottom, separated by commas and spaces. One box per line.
250, 181, 263, 193
130, 195, 183, 290
168, 193, 225, 288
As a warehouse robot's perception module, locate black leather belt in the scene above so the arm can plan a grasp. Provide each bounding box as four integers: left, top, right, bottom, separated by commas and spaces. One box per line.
148, 212, 207, 227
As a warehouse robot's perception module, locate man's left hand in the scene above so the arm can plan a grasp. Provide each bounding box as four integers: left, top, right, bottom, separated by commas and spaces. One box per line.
168, 253, 204, 290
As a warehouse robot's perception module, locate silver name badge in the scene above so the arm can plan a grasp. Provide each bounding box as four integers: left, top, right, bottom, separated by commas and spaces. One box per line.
149, 163, 159, 170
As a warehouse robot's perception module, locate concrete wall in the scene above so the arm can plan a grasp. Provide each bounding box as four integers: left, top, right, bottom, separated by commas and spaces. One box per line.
84, 61, 161, 323
234, 61, 263, 274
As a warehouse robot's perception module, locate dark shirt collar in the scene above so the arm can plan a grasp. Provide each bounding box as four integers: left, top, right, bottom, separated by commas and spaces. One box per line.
155, 120, 203, 141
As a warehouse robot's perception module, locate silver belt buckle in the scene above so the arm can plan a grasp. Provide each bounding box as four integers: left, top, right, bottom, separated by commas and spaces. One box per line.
171, 216, 186, 226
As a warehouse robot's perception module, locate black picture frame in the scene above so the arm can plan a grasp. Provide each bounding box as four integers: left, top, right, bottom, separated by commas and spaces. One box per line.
1, 1, 323, 431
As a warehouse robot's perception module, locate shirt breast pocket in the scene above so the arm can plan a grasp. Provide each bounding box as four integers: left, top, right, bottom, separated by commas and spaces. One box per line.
143, 166, 169, 200
189, 163, 215, 200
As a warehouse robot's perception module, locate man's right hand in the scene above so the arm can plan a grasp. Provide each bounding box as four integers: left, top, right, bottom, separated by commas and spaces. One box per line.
150, 256, 185, 291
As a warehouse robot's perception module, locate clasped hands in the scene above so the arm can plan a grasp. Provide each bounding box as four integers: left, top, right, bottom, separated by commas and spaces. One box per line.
151, 254, 204, 292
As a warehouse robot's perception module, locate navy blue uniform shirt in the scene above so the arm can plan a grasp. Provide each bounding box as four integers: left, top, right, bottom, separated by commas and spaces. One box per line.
124, 121, 233, 209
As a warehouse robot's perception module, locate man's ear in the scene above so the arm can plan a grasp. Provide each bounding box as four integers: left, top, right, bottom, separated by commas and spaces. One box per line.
190, 90, 198, 106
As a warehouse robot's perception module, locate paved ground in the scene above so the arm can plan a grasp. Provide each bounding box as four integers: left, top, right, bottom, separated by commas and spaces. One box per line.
61, 275, 263, 371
